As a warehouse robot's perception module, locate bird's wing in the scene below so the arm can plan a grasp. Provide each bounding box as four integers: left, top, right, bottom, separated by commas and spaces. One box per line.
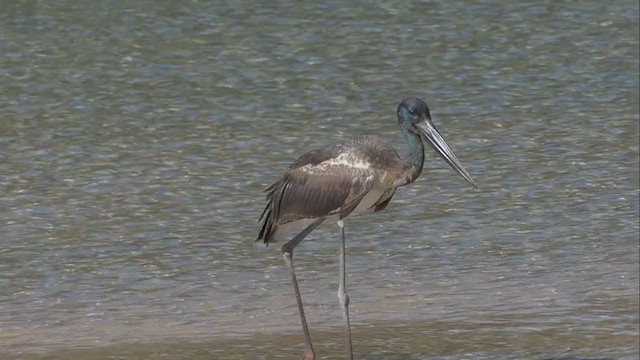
257, 138, 390, 244
373, 188, 396, 212
287, 142, 347, 169
257, 163, 374, 244
273, 164, 374, 224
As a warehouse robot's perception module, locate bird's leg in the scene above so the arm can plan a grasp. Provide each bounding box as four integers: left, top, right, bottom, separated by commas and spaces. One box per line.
337, 219, 354, 360
281, 218, 325, 360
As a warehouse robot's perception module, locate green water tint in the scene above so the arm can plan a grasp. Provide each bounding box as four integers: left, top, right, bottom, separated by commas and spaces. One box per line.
4, 320, 634, 359
1, 0, 638, 359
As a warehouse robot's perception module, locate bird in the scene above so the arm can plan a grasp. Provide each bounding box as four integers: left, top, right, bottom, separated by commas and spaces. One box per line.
257, 97, 477, 360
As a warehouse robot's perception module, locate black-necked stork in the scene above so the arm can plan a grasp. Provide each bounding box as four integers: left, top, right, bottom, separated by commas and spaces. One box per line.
257, 97, 477, 360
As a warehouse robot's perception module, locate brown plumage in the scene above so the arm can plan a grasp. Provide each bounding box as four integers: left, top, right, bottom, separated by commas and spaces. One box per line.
256, 97, 477, 360
257, 136, 405, 245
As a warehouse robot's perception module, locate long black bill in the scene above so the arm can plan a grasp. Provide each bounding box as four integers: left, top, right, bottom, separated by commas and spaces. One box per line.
417, 120, 477, 187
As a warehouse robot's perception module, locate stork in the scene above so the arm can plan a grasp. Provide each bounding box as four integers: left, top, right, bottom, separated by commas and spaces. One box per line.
257, 97, 477, 360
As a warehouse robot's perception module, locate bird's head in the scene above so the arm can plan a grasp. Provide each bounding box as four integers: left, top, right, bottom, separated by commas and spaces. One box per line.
397, 96, 432, 129
397, 97, 477, 187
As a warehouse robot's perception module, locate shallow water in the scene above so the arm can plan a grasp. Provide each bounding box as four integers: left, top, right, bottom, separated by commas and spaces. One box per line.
1, 0, 638, 359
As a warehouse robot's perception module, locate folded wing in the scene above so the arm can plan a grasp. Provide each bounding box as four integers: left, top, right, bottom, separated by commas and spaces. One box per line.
257, 164, 374, 244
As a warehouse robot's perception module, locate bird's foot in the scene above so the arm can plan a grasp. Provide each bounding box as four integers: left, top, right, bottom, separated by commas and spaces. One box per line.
303, 349, 315, 360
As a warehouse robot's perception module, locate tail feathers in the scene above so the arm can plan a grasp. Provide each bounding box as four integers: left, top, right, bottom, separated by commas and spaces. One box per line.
256, 181, 281, 245
256, 209, 277, 245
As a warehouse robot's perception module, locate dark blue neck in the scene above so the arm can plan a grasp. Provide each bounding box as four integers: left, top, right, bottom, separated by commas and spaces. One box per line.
398, 125, 424, 185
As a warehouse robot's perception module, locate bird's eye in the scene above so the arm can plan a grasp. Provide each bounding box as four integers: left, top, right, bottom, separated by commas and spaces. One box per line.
408, 109, 416, 115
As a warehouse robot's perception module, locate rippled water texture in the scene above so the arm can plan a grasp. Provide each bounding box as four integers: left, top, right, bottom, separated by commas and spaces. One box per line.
1, 1, 638, 359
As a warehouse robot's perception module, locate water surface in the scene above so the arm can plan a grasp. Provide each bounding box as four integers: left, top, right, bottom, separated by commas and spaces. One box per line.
1, 1, 638, 359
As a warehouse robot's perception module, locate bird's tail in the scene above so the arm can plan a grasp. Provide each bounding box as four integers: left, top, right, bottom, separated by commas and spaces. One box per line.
256, 181, 280, 246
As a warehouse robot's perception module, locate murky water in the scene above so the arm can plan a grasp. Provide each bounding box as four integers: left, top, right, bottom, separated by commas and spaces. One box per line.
1, 1, 638, 359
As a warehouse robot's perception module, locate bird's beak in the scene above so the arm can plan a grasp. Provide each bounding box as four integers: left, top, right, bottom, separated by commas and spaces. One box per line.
416, 120, 477, 187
